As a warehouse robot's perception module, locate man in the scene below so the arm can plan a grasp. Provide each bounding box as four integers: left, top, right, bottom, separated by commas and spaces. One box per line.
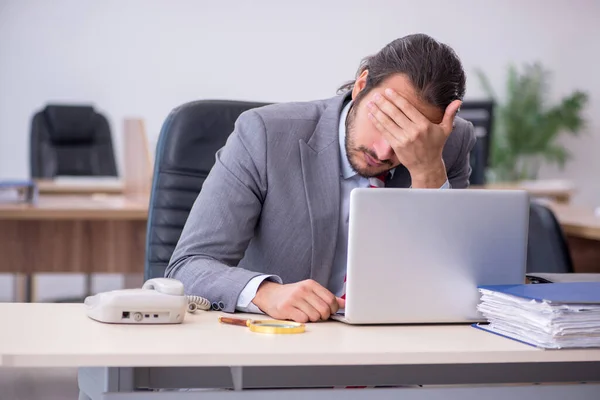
166, 33, 476, 323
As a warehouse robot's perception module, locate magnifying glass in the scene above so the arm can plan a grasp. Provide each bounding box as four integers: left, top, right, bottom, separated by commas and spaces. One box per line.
218, 316, 305, 334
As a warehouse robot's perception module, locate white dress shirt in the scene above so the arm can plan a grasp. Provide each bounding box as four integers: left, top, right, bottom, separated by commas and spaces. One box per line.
236, 100, 449, 313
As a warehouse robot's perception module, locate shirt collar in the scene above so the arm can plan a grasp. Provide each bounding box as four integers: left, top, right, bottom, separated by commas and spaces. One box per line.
338, 100, 396, 180
338, 100, 356, 179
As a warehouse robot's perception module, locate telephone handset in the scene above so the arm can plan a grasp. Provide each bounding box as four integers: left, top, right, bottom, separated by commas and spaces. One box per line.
84, 278, 211, 324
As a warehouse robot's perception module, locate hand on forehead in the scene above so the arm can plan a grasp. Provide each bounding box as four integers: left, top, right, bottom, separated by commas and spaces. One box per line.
369, 74, 444, 124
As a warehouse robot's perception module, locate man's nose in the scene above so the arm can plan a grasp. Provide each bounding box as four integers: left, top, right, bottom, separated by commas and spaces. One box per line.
373, 138, 394, 161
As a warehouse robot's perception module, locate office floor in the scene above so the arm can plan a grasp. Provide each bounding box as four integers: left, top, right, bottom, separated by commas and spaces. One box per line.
0, 367, 79, 400
0, 274, 124, 303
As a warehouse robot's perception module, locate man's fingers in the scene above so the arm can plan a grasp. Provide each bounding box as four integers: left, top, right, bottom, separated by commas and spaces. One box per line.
371, 96, 412, 130
312, 284, 340, 315
305, 292, 332, 320
383, 89, 429, 124
373, 114, 409, 149
296, 298, 323, 322
336, 297, 346, 309
368, 111, 406, 148
368, 101, 402, 137
440, 100, 462, 136
289, 307, 310, 323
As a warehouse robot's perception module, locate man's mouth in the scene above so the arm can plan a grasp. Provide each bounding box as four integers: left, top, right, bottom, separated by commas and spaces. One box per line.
364, 152, 384, 167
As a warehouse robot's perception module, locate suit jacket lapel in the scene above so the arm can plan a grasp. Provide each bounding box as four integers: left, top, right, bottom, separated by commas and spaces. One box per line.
299, 95, 346, 287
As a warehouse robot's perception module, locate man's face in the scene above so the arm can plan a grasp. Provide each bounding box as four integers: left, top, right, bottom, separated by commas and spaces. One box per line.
345, 72, 444, 178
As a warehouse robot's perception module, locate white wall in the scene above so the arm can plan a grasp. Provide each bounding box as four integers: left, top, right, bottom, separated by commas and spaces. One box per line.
1, 0, 599, 300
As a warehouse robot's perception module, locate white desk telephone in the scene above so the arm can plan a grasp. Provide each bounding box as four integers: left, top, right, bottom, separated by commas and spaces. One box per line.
84, 278, 211, 324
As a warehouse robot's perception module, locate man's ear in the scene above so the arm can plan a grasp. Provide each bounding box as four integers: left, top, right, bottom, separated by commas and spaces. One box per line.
351, 69, 369, 100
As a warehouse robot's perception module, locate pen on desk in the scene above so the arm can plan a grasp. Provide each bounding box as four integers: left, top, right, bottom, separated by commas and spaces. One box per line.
218, 316, 250, 327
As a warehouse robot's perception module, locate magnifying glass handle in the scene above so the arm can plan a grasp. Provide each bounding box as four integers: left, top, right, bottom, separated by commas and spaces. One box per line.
218, 316, 250, 327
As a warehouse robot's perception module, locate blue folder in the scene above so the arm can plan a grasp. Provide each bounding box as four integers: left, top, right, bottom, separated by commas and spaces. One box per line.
0, 179, 37, 204
478, 282, 600, 304
472, 324, 542, 348
0, 179, 35, 188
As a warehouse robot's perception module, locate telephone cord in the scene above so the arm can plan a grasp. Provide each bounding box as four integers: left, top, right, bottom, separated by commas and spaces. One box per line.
186, 295, 211, 313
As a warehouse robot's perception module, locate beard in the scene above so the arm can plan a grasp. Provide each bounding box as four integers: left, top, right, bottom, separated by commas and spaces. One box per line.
344, 103, 393, 178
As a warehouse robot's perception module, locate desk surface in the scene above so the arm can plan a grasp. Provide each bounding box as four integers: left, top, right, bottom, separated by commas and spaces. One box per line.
548, 203, 600, 241
478, 180, 575, 203
1, 303, 599, 368
35, 179, 124, 195
0, 194, 148, 220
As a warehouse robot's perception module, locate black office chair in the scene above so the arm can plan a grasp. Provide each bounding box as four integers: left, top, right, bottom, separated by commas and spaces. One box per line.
527, 201, 574, 274
145, 100, 269, 280
26, 105, 118, 303
458, 100, 495, 185
30, 104, 118, 178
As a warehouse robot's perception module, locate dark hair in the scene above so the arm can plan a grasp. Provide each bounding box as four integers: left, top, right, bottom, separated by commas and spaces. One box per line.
339, 33, 466, 110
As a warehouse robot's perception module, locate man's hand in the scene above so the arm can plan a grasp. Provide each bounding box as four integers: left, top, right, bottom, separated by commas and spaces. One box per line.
367, 88, 461, 188
252, 279, 345, 323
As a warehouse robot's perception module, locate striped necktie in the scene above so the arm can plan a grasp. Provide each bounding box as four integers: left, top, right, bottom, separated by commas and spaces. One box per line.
340, 171, 388, 300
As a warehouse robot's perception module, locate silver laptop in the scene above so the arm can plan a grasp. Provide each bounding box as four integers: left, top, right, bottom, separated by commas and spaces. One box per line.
332, 188, 529, 324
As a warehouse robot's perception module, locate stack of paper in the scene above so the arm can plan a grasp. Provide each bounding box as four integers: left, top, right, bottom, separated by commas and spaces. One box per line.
476, 282, 600, 349
0, 180, 37, 204
54, 176, 122, 187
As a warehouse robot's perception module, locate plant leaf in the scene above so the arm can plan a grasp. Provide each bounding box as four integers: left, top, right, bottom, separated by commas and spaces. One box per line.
542, 144, 571, 169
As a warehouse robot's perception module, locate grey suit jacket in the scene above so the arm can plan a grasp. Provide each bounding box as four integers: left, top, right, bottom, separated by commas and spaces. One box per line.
166, 92, 476, 312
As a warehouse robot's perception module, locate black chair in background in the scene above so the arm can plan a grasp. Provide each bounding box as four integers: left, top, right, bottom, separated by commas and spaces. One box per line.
527, 201, 574, 274
458, 100, 495, 185
145, 100, 269, 280
27, 104, 118, 303
30, 104, 118, 178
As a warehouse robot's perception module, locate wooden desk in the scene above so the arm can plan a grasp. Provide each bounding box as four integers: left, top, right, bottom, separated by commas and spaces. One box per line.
35, 179, 124, 195
547, 203, 600, 273
548, 203, 600, 241
0, 195, 148, 301
1, 304, 599, 399
0, 194, 147, 220
477, 181, 574, 204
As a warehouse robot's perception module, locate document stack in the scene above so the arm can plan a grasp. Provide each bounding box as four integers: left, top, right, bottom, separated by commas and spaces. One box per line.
0, 180, 37, 204
475, 282, 600, 349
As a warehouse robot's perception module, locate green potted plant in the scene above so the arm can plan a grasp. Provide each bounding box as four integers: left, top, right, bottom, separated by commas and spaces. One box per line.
475, 63, 589, 182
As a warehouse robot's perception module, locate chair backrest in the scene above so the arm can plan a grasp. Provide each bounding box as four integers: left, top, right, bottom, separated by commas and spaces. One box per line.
145, 100, 269, 280
458, 100, 494, 185
30, 104, 118, 178
527, 201, 574, 274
